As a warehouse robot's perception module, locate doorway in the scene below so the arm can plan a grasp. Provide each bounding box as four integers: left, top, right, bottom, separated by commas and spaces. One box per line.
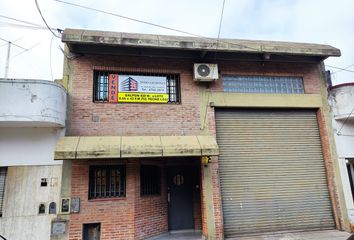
167, 166, 195, 230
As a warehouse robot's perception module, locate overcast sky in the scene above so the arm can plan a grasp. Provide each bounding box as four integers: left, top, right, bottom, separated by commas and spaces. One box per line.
0, 0, 353, 85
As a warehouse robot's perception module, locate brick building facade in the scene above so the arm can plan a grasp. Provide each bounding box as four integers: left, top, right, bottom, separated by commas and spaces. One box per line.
54, 29, 348, 239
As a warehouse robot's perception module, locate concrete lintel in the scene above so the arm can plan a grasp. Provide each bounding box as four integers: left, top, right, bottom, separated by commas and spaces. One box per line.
76, 136, 121, 159
54, 137, 79, 159
121, 136, 162, 158
210, 92, 323, 108
161, 136, 201, 157
197, 136, 219, 156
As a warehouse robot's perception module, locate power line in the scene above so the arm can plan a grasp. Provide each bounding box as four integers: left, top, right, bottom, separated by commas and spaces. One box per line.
12, 42, 41, 58
202, 0, 226, 130
215, 0, 226, 51
2, 0, 346, 78
52, 0, 210, 38
35, 0, 61, 38
0, 37, 27, 51
53, 0, 353, 74
52, 0, 258, 52
0, 21, 49, 30
337, 105, 354, 136
331, 63, 354, 74
49, 35, 54, 81
0, 37, 23, 47
0, 14, 44, 27
326, 65, 354, 73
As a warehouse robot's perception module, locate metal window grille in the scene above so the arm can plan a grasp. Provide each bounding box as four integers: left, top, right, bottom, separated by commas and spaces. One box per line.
346, 159, 354, 201
89, 165, 126, 199
140, 165, 161, 196
223, 76, 304, 94
0, 167, 7, 217
83, 223, 101, 240
93, 71, 180, 103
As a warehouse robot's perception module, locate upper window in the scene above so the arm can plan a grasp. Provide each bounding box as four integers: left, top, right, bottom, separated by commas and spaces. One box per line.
93, 71, 180, 103
0, 167, 7, 217
223, 76, 304, 94
89, 165, 126, 199
346, 159, 354, 201
140, 165, 160, 196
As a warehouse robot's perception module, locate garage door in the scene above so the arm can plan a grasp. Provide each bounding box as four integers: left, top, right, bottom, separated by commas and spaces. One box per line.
215, 109, 334, 237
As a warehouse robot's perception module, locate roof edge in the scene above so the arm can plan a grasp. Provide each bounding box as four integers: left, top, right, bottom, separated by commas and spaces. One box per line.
61, 28, 341, 58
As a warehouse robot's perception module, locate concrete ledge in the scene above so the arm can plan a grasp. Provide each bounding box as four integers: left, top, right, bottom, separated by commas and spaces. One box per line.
62, 28, 341, 57
55, 135, 219, 160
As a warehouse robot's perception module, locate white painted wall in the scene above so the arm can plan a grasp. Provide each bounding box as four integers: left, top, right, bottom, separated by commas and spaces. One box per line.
0, 165, 62, 240
0, 79, 66, 127
330, 84, 354, 225
0, 127, 64, 166
333, 120, 354, 158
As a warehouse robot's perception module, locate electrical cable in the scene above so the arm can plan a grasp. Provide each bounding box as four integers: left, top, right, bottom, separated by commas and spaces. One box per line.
0, 21, 48, 30
331, 63, 354, 74
52, 0, 354, 73
50, 34, 54, 81
202, 0, 226, 130
52, 0, 258, 52
0, 37, 23, 47
0, 37, 27, 51
0, 14, 44, 27
214, 0, 226, 57
337, 105, 354, 135
325, 65, 354, 74
35, 0, 61, 38
12, 42, 41, 58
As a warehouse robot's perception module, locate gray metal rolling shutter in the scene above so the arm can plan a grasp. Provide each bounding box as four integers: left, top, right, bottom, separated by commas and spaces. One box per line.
216, 109, 334, 237
0, 167, 7, 217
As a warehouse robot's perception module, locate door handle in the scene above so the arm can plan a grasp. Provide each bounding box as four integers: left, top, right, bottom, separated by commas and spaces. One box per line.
167, 193, 170, 203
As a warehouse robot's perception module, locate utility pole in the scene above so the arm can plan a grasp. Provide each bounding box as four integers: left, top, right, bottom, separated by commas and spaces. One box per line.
4, 41, 11, 78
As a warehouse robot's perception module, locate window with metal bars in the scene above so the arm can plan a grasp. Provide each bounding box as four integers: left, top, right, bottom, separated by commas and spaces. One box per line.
0, 167, 7, 217
83, 223, 101, 240
89, 165, 126, 199
140, 165, 160, 196
346, 159, 354, 201
223, 75, 304, 94
93, 71, 180, 103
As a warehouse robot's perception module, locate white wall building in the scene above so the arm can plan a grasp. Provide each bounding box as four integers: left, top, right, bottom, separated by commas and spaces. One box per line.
329, 83, 354, 229
0, 79, 66, 240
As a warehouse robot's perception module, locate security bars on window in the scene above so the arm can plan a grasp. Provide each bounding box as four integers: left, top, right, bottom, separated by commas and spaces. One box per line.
0, 167, 7, 217
93, 71, 180, 103
89, 165, 126, 199
140, 165, 161, 196
346, 159, 354, 201
223, 76, 304, 94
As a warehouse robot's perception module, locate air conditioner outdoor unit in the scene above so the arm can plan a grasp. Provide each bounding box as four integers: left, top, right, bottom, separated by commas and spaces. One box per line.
193, 63, 219, 82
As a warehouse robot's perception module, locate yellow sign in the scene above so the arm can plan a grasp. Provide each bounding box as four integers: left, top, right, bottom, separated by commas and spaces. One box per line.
118, 92, 169, 103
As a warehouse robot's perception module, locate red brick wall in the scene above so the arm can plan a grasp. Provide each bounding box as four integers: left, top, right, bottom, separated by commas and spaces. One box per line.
67, 56, 321, 137
67, 53, 329, 239
69, 159, 169, 240
134, 162, 168, 239
317, 109, 343, 229
69, 159, 136, 240
67, 55, 201, 136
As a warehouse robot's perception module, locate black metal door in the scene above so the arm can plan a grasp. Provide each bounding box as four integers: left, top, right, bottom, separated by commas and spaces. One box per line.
168, 166, 194, 230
